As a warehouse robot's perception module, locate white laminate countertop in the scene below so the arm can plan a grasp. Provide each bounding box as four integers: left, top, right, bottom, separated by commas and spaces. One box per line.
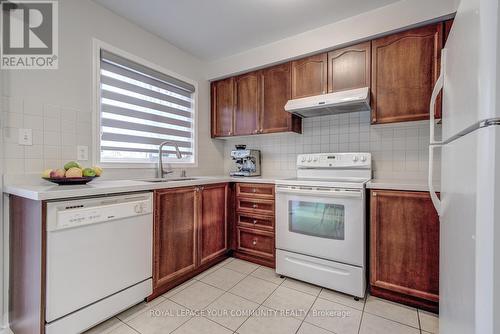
2, 176, 281, 201
4, 175, 441, 201
366, 179, 440, 192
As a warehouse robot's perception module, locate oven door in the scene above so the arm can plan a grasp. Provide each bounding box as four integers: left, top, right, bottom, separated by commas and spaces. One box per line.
275, 185, 365, 266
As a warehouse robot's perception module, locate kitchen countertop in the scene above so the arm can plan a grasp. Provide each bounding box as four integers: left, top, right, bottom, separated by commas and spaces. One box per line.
4, 175, 441, 201
366, 179, 440, 192
2, 176, 281, 201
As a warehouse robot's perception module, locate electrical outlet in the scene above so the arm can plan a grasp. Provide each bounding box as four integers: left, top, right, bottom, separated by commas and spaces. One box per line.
77, 145, 88, 161
18, 128, 33, 145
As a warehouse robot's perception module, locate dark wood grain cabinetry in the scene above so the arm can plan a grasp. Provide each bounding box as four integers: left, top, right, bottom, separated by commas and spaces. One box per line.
328, 41, 371, 93
291, 53, 328, 98
199, 183, 228, 265
234, 72, 261, 135
370, 189, 440, 312
211, 64, 301, 138
212, 21, 448, 133
154, 187, 198, 290
211, 77, 234, 137
153, 183, 229, 297
261, 63, 302, 134
371, 23, 443, 123
233, 183, 275, 267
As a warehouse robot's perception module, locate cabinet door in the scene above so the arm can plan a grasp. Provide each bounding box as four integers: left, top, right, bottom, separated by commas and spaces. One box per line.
291, 53, 328, 99
371, 23, 443, 124
154, 187, 197, 288
234, 72, 261, 135
211, 78, 234, 137
370, 190, 439, 303
261, 62, 294, 134
199, 183, 228, 265
328, 41, 371, 93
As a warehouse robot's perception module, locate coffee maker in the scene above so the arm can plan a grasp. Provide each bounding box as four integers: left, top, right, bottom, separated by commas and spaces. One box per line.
230, 145, 261, 177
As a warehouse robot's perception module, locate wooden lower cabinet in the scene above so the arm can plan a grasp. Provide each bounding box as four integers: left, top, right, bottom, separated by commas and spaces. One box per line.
369, 189, 440, 312
199, 183, 228, 265
233, 183, 276, 267
152, 183, 229, 297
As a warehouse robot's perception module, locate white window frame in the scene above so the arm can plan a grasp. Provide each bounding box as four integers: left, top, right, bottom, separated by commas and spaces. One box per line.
92, 38, 198, 169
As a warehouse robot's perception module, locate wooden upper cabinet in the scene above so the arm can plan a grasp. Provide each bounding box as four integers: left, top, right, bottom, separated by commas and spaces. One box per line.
154, 187, 197, 289
370, 190, 439, 308
211, 78, 234, 137
260, 62, 300, 134
199, 183, 228, 266
371, 23, 443, 124
291, 53, 328, 99
234, 72, 261, 135
328, 41, 371, 93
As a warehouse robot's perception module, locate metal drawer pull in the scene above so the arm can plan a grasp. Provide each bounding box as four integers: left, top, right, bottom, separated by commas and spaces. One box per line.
252, 239, 257, 246
252, 204, 258, 208
253, 219, 257, 224
252, 188, 257, 193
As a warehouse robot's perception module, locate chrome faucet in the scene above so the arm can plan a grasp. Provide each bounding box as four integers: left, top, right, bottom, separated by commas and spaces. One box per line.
157, 141, 182, 178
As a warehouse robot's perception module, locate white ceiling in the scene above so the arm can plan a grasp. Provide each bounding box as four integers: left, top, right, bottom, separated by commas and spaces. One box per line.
94, 0, 401, 61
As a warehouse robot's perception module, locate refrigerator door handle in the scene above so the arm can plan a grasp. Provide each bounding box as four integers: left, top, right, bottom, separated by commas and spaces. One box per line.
429, 48, 445, 145
428, 48, 445, 216
428, 144, 441, 216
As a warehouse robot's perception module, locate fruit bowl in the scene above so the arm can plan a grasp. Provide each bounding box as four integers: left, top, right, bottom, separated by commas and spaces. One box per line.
43, 176, 97, 185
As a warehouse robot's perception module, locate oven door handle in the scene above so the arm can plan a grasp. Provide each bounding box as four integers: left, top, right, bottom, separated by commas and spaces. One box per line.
275, 186, 363, 198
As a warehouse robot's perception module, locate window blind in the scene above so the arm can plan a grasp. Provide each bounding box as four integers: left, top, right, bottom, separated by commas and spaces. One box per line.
99, 50, 195, 164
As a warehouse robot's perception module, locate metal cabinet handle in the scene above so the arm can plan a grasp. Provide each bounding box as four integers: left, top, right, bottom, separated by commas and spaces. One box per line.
252, 204, 258, 208
252, 188, 257, 193
253, 219, 257, 224
252, 239, 257, 246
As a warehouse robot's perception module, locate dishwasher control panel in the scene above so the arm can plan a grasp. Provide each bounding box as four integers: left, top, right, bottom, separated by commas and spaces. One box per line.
46, 192, 153, 231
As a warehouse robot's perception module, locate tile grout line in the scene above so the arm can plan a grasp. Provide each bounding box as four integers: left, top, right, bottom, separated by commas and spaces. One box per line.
294, 288, 325, 334
232, 269, 287, 334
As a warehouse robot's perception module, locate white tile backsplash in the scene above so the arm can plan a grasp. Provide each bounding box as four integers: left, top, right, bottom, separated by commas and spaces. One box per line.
223, 111, 441, 180
1, 96, 93, 173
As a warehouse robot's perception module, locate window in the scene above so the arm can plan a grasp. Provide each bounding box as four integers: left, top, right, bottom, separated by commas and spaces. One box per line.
97, 48, 196, 166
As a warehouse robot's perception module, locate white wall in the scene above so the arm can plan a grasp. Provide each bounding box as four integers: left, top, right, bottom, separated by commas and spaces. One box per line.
205, 0, 458, 80
1, 0, 225, 179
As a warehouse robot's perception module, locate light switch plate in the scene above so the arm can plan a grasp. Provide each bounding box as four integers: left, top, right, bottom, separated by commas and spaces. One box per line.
77, 145, 89, 161
18, 128, 33, 145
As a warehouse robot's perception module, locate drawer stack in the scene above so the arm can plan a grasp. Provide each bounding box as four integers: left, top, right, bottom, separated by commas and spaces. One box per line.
234, 183, 275, 268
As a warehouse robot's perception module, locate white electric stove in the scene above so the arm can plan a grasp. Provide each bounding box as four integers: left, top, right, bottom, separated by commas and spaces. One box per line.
275, 152, 371, 298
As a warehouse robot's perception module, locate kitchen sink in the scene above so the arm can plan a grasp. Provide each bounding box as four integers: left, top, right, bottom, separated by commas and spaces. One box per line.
141, 178, 199, 183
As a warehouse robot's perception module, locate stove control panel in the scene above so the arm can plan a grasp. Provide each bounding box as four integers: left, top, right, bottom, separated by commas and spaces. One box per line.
297, 153, 371, 168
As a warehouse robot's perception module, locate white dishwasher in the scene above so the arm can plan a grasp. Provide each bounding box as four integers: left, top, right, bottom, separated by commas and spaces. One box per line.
45, 192, 153, 334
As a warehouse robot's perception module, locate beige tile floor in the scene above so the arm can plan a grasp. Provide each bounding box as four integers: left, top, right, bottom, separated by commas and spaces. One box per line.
85, 257, 439, 334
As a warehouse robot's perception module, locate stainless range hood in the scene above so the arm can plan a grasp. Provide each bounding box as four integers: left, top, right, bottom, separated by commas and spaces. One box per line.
284, 87, 370, 118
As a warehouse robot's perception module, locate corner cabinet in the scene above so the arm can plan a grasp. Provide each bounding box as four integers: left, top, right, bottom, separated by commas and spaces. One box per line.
211, 65, 301, 138
152, 183, 229, 297
369, 189, 440, 312
211, 78, 234, 137
371, 23, 443, 124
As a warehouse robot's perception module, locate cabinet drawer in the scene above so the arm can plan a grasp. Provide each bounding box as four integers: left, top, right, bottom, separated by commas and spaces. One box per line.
236, 183, 275, 199
237, 227, 274, 259
237, 198, 275, 215
237, 213, 274, 231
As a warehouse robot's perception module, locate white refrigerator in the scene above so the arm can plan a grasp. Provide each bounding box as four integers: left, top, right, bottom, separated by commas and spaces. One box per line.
428, 0, 500, 334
